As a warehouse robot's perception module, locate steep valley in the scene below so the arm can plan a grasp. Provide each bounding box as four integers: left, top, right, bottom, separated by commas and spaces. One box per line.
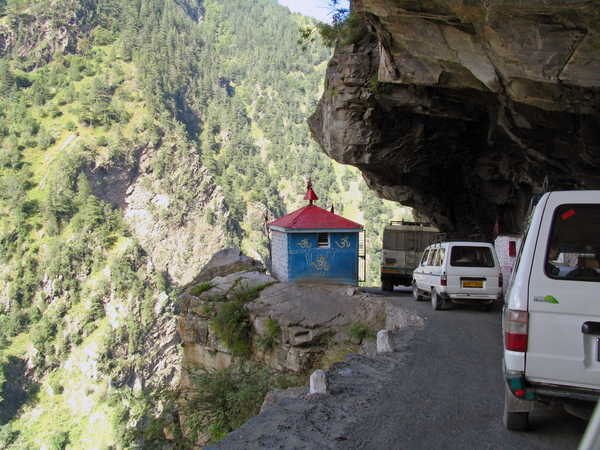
1, 0, 598, 447
0, 0, 408, 448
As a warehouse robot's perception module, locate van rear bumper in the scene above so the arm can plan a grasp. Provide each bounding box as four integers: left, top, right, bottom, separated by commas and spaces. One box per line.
505, 369, 600, 403
439, 292, 501, 301
534, 384, 600, 403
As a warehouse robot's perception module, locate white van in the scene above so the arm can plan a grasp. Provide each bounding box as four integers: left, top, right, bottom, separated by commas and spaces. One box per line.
502, 189, 600, 431
412, 235, 503, 311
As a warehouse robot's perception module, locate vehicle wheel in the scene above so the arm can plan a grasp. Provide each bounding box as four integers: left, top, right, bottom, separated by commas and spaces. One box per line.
431, 288, 442, 310
503, 402, 529, 431
413, 283, 423, 301
481, 301, 493, 312
387, 281, 394, 292
381, 280, 388, 292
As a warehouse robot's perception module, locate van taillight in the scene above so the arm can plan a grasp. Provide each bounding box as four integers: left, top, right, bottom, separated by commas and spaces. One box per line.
441, 274, 447, 286
505, 310, 528, 352
499, 272, 503, 288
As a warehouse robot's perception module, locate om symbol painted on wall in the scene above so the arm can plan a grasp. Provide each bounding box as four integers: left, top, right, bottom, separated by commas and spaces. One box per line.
310, 256, 330, 271
297, 238, 312, 249
335, 236, 350, 248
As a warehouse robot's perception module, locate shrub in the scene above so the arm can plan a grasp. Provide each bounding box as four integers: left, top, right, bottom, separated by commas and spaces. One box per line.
200, 304, 215, 318
258, 317, 280, 352
55, 333, 69, 362
27, 304, 41, 322
48, 430, 69, 450
47, 103, 62, 117
367, 75, 391, 99
96, 135, 108, 147
81, 296, 105, 337
140, 289, 154, 326
211, 284, 270, 356
348, 320, 376, 341
65, 120, 76, 132
189, 281, 211, 297
0, 423, 18, 448
6, 303, 28, 338
205, 208, 215, 226
180, 361, 272, 444
70, 331, 82, 346
30, 317, 56, 352
94, 275, 111, 299
211, 299, 252, 356
82, 321, 97, 337
51, 381, 63, 395
111, 399, 130, 446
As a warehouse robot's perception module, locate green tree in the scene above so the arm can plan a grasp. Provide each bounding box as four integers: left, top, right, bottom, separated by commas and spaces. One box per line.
0, 61, 15, 96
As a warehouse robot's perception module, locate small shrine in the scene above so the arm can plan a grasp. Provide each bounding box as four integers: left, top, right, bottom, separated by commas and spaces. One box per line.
268, 179, 364, 285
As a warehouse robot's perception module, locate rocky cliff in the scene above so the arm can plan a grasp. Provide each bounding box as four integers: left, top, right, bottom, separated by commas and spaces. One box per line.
308, 0, 600, 235
178, 249, 423, 374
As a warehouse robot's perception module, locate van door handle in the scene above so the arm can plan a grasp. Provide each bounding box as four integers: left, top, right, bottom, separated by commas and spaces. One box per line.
582, 322, 600, 335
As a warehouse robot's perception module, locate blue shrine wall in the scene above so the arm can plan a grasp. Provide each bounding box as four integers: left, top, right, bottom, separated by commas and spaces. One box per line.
287, 232, 359, 285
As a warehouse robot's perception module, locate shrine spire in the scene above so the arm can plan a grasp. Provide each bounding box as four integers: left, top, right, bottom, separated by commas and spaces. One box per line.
303, 177, 318, 205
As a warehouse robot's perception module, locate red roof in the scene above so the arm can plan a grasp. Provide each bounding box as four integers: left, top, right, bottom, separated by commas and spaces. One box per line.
304, 187, 318, 201
268, 204, 363, 230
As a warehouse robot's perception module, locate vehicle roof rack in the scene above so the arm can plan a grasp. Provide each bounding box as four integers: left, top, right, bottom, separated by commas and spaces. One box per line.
541, 175, 600, 193
432, 233, 487, 244
520, 175, 600, 234
388, 221, 432, 227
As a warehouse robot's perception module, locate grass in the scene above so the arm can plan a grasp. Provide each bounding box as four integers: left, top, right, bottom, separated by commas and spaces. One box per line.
258, 317, 281, 353
210, 284, 271, 356
211, 298, 253, 356
316, 341, 361, 371
10, 314, 124, 447
347, 320, 376, 341
190, 281, 212, 297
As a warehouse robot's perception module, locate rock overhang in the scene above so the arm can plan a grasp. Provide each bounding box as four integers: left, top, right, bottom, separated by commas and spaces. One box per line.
308, 0, 600, 236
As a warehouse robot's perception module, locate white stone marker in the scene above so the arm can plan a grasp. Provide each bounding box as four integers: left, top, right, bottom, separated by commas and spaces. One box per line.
309, 369, 330, 395
377, 330, 395, 353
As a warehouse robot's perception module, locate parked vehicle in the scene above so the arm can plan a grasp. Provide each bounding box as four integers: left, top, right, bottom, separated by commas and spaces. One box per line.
502, 188, 600, 431
494, 234, 522, 294
412, 234, 503, 311
380, 221, 438, 292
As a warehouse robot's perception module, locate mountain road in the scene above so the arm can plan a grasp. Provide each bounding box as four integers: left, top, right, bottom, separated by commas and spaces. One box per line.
207, 287, 588, 449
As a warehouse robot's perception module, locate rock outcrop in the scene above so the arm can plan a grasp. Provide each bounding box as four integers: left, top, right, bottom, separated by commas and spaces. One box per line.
121, 157, 227, 286
178, 249, 423, 373
308, 0, 600, 235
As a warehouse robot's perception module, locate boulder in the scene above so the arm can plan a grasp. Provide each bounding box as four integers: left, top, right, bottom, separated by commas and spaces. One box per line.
376, 330, 395, 353
309, 370, 330, 395
184, 248, 266, 289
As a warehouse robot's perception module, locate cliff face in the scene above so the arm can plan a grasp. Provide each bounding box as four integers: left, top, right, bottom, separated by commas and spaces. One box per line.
178, 249, 422, 374
308, 0, 600, 235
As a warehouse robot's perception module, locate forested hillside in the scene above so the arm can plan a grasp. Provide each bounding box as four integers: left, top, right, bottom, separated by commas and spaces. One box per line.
0, 0, 410, 447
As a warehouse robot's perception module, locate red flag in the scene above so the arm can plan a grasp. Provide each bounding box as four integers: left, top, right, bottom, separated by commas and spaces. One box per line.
493, 216, 499, 235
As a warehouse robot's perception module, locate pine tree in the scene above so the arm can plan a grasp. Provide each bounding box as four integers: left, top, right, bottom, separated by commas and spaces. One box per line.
0, 61, 15, 96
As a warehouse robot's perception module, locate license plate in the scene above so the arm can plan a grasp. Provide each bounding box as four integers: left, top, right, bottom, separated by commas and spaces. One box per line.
463, 280, 483, 288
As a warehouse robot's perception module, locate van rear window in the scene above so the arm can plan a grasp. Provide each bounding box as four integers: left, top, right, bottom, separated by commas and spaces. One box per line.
546, 204, 600, 281
450, 246, 495, 268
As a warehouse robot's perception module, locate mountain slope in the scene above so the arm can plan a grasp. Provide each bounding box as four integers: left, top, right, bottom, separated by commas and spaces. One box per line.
0, 0, 410, 447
